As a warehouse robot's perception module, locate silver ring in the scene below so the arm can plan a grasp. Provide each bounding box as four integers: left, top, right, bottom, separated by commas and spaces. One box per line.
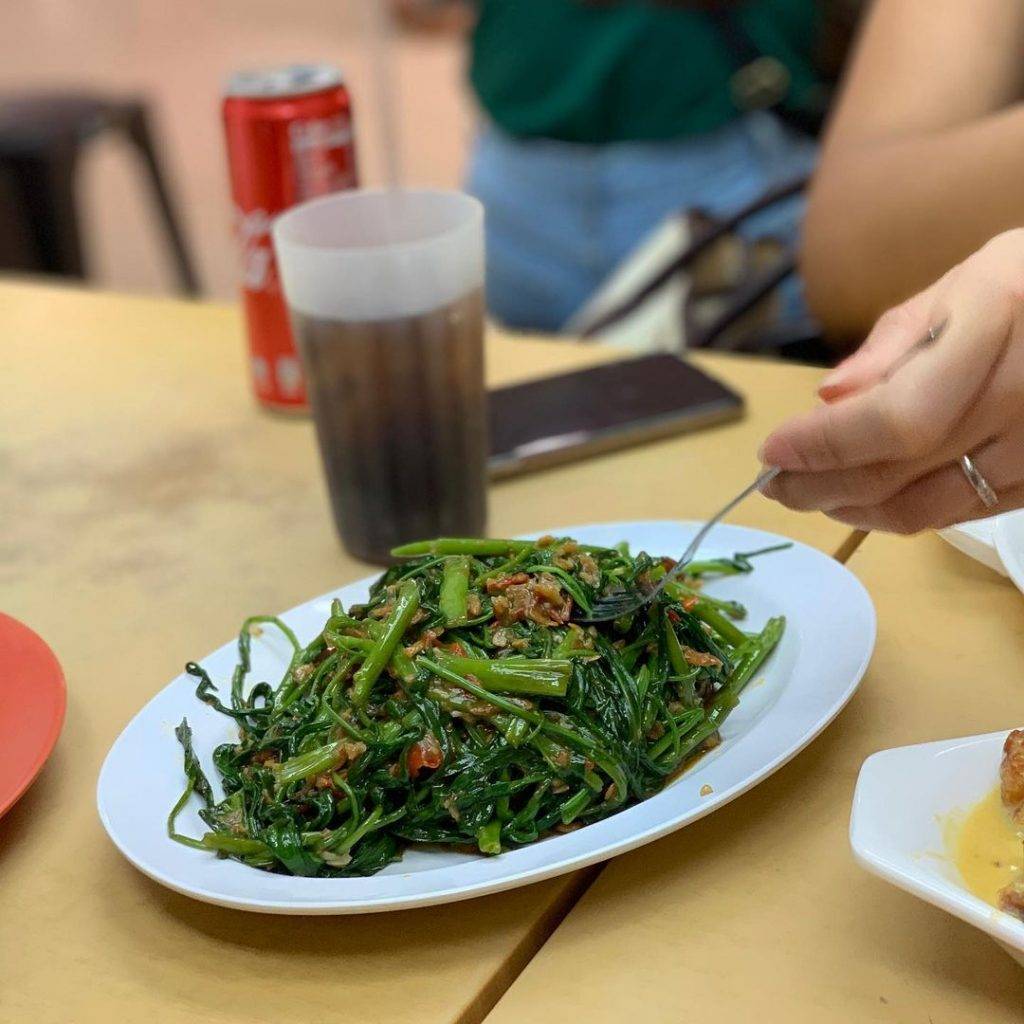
960, 454, 998, 509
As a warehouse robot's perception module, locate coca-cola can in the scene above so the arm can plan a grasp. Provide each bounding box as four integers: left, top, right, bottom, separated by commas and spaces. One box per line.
223, 64, 358, 411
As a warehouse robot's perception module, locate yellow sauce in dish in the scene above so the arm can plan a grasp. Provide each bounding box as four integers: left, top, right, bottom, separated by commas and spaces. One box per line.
955, 785, 1024, 909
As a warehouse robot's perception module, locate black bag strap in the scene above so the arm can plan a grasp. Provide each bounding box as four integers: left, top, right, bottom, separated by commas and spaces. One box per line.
579, 175, 808, 339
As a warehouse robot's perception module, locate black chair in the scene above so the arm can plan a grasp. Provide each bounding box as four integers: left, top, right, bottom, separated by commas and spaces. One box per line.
0, 93, 199, 294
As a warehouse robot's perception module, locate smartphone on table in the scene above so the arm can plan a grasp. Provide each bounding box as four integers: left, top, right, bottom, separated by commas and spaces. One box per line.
488, 353, 743, 478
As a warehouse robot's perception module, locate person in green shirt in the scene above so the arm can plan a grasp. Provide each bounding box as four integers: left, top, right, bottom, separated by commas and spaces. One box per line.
394, 1, 851, 332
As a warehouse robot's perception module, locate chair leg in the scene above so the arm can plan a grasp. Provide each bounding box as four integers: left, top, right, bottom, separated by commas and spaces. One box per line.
4, 147, 86, 278
0, 157, 43, 271
123, 103, 201, 295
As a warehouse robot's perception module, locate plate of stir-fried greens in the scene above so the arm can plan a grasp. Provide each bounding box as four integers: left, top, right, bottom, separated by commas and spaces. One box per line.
97, 521, 875, 913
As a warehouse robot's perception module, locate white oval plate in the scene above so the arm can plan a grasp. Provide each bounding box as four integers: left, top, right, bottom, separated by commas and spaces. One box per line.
994, 511, 1024, 598
97, 520, 875, 914
851, 731, 1024, 967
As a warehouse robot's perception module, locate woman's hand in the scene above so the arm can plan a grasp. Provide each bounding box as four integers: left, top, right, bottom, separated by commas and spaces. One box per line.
759, 230, 1024, 533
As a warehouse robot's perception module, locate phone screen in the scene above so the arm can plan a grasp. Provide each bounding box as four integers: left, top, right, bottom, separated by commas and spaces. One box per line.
488, 353, 744, 478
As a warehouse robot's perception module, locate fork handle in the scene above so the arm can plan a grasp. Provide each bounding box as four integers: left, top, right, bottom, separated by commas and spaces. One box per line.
657, 466, 781, 596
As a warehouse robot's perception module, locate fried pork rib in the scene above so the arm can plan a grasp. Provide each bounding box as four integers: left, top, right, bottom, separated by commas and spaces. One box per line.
997, 730, 1024, 919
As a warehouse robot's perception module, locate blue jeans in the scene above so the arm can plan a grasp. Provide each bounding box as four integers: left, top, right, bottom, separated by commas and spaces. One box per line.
466, 113, 818, 333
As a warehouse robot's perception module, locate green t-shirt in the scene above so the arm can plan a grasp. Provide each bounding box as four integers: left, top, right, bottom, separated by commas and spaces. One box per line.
469, 0, 822, 143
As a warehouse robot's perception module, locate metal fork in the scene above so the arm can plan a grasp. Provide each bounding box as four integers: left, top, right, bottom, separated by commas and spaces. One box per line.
574, 466, 782, 624
573, 320, 945, 626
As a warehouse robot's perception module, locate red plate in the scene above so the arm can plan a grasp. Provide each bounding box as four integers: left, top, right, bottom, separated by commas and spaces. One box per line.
0, 613, 66, 817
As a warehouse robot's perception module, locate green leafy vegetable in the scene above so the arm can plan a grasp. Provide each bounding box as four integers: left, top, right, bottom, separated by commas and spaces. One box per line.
168, 535, 785, 877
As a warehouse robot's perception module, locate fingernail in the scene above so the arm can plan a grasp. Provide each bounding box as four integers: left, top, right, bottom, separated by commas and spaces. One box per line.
818, 382, 847, 403
820, 365, 849, 393
756, 441, 767, 463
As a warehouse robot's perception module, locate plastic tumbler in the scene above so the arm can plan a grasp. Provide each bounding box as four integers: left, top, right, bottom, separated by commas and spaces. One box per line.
273, 189, 486, 563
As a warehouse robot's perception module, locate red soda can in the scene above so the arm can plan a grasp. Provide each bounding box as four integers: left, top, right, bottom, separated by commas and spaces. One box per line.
223, 64, 358, 411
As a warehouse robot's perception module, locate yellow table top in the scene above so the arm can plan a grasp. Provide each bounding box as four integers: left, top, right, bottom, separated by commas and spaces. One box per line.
485, 532, 1024, 1024
1, 279, 852, 1024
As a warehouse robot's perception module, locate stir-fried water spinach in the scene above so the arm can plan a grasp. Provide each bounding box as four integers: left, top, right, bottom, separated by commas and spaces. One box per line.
169, 535, 786, 877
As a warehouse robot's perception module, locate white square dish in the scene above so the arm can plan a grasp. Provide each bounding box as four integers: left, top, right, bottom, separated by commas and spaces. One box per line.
850, 731, 1024, 967
938, 518, 1008, 576
995, 510, 1024, 598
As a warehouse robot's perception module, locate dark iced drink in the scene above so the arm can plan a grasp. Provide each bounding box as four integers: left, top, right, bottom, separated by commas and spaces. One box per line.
293, 289, 485, 562
273, 189, 487, 563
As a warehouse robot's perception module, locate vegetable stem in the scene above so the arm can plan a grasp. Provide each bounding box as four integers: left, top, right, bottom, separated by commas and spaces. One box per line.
476, 820, 502, 854
439, 556, 471, 626
352, 581, 420, 706
275, 741, 345, 790
392, 538, 535, 558
434, 651, 570, 697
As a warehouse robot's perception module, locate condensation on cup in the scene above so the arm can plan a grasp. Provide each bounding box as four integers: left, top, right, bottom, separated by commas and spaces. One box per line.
222, 64, 358, 411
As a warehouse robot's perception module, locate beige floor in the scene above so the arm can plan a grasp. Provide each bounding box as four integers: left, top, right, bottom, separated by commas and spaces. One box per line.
1, 1, 473, 299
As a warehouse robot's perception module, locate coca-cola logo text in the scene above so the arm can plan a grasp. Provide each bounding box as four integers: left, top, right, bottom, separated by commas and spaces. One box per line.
234, 206, 278, 293
288, 114, 356, 200
288, 114, 352, 152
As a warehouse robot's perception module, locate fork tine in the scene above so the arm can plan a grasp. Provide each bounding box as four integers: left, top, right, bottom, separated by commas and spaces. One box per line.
576, 467, 778, 625
573, 592, 644, 624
